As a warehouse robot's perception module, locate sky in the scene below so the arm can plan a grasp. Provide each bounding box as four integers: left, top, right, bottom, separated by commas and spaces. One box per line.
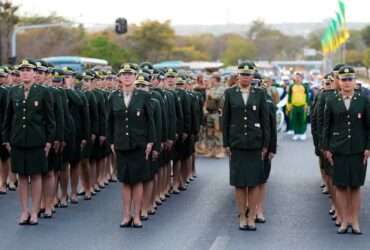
12, 0, 370, 26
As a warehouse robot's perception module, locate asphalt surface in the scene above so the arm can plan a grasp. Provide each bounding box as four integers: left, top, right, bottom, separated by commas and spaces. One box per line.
1, 131, 370, 250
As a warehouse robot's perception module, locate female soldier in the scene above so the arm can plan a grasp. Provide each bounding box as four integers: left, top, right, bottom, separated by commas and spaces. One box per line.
322, 65, 370, 235
2, 60, 56, 225
107, 63, 155, 228
223, 62, 270, 231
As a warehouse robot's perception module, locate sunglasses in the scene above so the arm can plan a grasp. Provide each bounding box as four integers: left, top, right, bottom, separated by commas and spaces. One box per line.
341, 78, 354, 82
240, 73, 252, 77
166, 76, 175, 79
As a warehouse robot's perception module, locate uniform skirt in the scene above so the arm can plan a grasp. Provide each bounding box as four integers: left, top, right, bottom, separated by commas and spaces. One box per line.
261, 159, 271, 184
333, 154, 367, 188
174, 140, 186, 162
11, 147, 48, 176
0, 145, 10, 161
91, 140, 106, 160
230, 149, 264, 188
116, 148, 151, 185
48, 148, 63, 172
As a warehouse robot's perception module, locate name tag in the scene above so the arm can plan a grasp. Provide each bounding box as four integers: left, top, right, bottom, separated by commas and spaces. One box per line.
254, 123, 261, 128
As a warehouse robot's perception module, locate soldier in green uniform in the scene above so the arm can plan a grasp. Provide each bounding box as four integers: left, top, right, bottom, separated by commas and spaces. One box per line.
317, 64, 343, 225
162, 69, 178, 198
256, 75, 277, 223
107, 63, 155, 228
0, 68, 11, 195
222, 62, 270, 231
322, 65, 370, 235
205, 72, 226, 158
2, 59, 56, 225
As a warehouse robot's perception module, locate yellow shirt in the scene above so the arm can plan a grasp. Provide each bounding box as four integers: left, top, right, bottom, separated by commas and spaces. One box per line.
291, 84, 307, 106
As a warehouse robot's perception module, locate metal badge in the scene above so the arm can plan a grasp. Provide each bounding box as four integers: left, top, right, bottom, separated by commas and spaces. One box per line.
253, 105, 257, 111
34, 101, 39, 107
137, 111, 141, 117
358, 113, 362, 119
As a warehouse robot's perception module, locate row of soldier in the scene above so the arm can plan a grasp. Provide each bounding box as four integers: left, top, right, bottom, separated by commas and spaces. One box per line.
311, 64, 370, 235
0, 60, 205, 228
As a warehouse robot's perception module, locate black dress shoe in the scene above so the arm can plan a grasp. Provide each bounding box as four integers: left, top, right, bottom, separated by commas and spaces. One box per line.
29, 220, 39, 226
255, 217, 266, 224
133, 223, 143, 228
165, 193, 171, 198
335, 222, 341, 227
140, 215, 149, 221
148, 210, 156, 216
84, 196, 92, 201
331, 215, 337, 221
70, 199, 79, 204
77, 191, 85, 196
38, 209, 45, 218
19, 215, 30, 226
0, 190, 6, 195
43, 213, 53, 219
329, 209, 335, 216
239, 225, 248, 231
156, 200, 162, 206
351, 228, 362, 235
246, 225, 257, 231
120, 218, 133, 228
98, 184, 105, 189
172, 190, 180, 195
94, 188, 101, 193
337, 227, 348, 234
179, 186, 187, 191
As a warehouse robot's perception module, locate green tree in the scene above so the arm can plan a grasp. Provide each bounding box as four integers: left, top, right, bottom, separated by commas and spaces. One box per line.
362, 47, 370, 79
221, 35, 256, 65
129, 20, 175, 62
345, 49, 363, 66
81, 35, 137, 69
361, 25, 370, 47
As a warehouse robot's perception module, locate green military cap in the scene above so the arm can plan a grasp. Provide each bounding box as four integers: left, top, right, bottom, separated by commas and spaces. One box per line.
135, 71, 151, 86
176, 74, 187, 85
338, 65, 356, 79
52, 68, 65, 83
140, 62, 154, 73
63, 66, 75, 76
164, 68, 178, 78
238, 62, 256, 75
17, 59, 36, 70
0, 67, 8, 77
332, 64, 345, 75
82, 70, 96, 81
118, 63, 138, 75
35, 61, 48, 73
323, 72, 334, 81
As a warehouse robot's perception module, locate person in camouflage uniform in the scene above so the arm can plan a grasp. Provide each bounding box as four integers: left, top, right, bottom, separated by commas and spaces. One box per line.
205, 72, 226, 158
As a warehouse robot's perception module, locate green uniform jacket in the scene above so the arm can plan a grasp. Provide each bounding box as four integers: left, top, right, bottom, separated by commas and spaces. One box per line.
106, 89, 155, 151
60, 88, 74, 143
266, 94, 277, 154
316, 89, 337, 150
190, 92, 201, 137
93, 89, 107, 137
164, 90, 177, 141
0, 86, 8, 143
3, 84, 56, 147
310, 92, 320, 154
150, 95, 162, 152
322, 91, 370, 155
49, 87, 65, 142
85, 91, 99, 136
152, 88, 169, 143
223, 86, 270, 150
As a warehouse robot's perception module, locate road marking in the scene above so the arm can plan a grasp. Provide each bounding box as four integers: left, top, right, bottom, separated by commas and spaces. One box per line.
209, 236, 230, 250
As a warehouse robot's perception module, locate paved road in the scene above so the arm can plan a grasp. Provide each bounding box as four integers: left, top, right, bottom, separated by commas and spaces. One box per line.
1, 132, 370, 250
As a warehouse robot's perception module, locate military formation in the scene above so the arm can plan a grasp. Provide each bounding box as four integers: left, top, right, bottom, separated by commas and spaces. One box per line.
0, 58, 369, 235
311, 64, 370, 235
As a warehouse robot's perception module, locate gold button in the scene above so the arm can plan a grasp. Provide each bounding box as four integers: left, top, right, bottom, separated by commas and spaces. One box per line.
244, 133, 247, 136
348, 122, 351, 125
125, 118, 128, 121
22, 116, 26, 120
244, 117, 247, 120
23, 108, 26, 112
126, 132, 129, 136
244, 125, 247, 128
348, 135, 351, 138
22, 125, 26, 128
22, 100, 26, 104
